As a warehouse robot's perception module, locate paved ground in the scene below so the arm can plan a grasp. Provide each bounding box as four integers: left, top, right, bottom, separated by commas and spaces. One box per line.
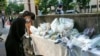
0, 42, 6, 56
0, 18, 10, 56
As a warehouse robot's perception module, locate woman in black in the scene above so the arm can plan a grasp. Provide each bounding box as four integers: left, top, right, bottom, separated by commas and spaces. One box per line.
5, 17, 25, 56
5, 11, 35, 56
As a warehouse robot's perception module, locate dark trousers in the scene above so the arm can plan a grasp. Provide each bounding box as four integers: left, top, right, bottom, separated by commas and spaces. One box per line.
2, 19, 5, 28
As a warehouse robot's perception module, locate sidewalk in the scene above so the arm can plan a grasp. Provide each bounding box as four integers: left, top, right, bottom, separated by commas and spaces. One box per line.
0, 42, 6, 56
0, 19, 10, 56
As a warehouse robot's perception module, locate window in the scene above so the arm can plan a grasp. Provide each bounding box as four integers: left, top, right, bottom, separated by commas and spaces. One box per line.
86, 6, 90, 8
91, 5, 97, 8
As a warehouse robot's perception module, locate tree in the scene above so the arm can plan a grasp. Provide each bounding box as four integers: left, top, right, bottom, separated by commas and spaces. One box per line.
5, 3, 24, 15
35, 0, 40, 5
38, 0, 58, 14
48, 0, 58, 6
77, 0, 90, 12
69, 2, 77, 10
18, 4, 24, 13
35, 0, 41, 15
38, 0, 49, 14
5, 5, 11, 15
0, 0, 7, 13
62, 0, 73, 11
47, 0, 58, 13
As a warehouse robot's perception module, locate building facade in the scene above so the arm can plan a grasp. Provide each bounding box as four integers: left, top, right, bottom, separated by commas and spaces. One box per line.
89, 0, 100, 13
80, 0, 100, 13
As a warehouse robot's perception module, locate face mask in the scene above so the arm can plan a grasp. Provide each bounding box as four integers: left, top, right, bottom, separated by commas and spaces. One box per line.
26, 18, 30, 23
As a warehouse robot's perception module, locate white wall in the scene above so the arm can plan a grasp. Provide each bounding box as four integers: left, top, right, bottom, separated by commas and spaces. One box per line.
89, 0, 98, 5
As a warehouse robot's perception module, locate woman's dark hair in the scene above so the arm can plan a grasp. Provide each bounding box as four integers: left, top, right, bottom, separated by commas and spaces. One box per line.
22, 11, 35, 20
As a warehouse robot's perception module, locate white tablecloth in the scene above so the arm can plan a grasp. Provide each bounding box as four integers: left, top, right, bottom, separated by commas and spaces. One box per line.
31, 34, 67, 56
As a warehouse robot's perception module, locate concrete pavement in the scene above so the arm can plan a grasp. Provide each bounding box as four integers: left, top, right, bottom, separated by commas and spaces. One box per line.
0, 42, 6, 56
0, 18, 10, 56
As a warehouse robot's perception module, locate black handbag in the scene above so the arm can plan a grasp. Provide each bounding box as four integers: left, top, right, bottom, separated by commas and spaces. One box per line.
23, 36, 35, 55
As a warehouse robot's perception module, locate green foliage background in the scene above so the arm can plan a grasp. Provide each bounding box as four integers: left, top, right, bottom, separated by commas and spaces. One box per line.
38, 0, 90, 14
5, 3, 24, 15
0, 0, 7, 13
38, 0, 58, 14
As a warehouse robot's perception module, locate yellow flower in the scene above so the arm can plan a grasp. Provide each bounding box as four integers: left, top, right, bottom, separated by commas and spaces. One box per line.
34, 0, 40, 5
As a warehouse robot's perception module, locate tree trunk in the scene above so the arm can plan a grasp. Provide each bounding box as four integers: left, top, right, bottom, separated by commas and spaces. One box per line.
83, 6, 86, 13
88, 2, 89, 13
28, 0, 31, 11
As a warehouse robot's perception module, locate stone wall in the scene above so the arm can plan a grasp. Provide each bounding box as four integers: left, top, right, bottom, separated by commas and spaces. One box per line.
34, 13, 100, 34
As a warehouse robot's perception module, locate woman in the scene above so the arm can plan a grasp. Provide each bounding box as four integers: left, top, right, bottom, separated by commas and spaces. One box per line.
56, 4, 64, 14
5, 11, 35, 56
23, 11, 35, 56
1, 14, 5, 28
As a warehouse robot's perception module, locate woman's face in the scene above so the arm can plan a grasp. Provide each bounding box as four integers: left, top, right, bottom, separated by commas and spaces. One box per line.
24, 16, 31, 23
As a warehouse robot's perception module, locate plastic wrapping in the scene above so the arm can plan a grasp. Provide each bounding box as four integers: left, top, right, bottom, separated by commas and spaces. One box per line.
51, 18, 59, 32
89, 35, 100, 49
59, 18, 74, 30
72, 35, 90, 48
51, 18, 74, 33
37, 23, 51, 36
69, 29, 79, 40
